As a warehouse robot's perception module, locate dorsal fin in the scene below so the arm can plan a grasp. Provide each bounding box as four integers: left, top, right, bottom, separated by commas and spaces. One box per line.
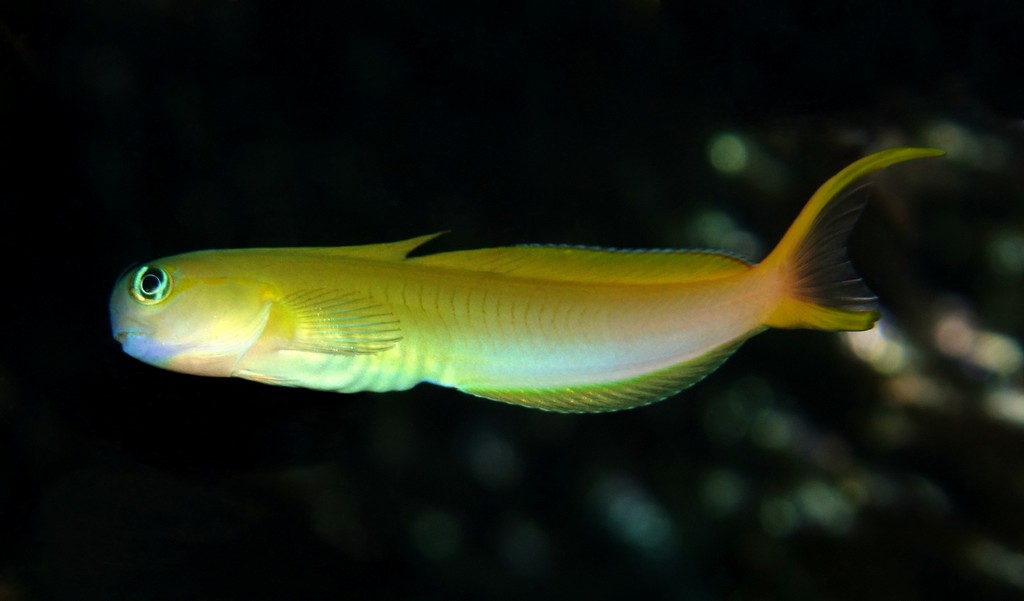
263, 233, 446, 263
315, 232, 446, 261
407, 245, 752, 285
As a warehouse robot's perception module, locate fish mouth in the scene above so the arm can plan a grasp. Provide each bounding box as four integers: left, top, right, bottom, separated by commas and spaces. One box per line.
113, 329, 170, 366
113, 328, 149, 348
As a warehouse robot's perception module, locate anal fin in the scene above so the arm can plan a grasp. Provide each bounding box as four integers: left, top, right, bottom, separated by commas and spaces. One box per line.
462, 338, 751, 413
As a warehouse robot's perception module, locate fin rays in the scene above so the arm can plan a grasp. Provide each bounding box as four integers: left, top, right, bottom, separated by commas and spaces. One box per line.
409, 245, 753, 285
280, 288, 403, 355
763, 147, 943, 331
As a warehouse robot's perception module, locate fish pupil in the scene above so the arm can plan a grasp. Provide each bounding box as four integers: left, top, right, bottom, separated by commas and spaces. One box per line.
141, 271, 163, 294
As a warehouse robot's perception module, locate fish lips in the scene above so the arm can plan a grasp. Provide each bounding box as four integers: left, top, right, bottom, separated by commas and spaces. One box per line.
113, 328, 175, 368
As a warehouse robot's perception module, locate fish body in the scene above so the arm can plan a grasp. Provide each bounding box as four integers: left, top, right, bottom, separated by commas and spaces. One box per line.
110, 147, 943, 412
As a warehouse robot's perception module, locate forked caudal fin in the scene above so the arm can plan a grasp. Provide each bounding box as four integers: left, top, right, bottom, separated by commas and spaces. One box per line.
761, 147, 944, 332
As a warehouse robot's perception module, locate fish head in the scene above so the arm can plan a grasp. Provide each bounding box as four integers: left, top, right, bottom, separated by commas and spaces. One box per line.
110, 256, 272, 377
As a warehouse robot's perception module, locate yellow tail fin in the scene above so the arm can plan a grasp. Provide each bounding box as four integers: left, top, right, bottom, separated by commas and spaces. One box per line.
762, 147, 944, 331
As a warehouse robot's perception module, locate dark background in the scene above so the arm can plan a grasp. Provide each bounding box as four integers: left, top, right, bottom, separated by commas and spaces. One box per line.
3, 1, 1024, 599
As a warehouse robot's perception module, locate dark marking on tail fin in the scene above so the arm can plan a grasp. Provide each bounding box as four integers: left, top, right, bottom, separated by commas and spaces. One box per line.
761, 147, 944, 331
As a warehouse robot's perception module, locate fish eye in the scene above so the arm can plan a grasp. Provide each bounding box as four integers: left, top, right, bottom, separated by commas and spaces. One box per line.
129, 265, 172, 304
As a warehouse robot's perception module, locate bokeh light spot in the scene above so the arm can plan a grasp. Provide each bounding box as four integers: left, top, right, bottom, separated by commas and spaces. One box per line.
933, 309, 975, 358
987, 231, 1024, 276
708, 133, 749, 175
796, 480, 855, 535
687, 210, 762, 258
971, 332, 1023, 375
984, 388, 1024, 428
967, 539, 1024, 589
842, 321, 908, 375
591, 475, 676, 553
750, 408, 800, 451
922, 121, 1010, 170
923, 121, 979, 163
933, 307, 1023, 376
701, 469, 748, 515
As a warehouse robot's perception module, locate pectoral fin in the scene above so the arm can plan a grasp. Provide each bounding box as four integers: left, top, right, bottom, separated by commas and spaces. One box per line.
278, 289, 403, 355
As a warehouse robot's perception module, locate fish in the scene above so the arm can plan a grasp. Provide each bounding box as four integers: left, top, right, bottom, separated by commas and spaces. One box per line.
110, 147, 943, 412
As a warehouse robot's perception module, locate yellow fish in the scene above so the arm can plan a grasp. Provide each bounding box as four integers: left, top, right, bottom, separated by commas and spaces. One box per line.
110, 147, 942, 412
